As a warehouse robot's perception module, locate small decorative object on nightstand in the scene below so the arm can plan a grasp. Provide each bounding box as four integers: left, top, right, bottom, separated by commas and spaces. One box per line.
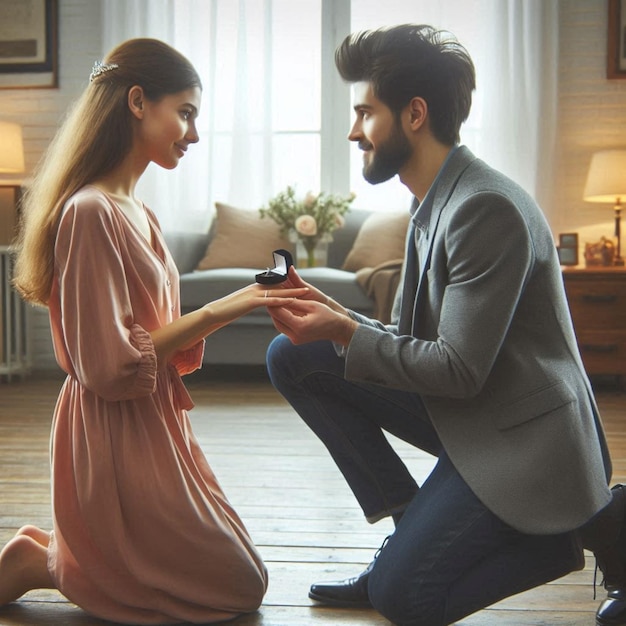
583, 149, 626, 266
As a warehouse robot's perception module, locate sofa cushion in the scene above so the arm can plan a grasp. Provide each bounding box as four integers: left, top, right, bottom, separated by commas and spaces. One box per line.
180, 267, 373, 316
342, 209, 410, 272
164, 231, 211, 275
196, 202, 292, 271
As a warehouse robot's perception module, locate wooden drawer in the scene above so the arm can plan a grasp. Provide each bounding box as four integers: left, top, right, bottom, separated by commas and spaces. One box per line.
564, 279, 626, 329
562, 268, 626, 380
574, 330, 626, 376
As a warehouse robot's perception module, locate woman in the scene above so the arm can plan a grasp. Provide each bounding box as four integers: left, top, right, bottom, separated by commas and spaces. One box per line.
4, 38, 304, 624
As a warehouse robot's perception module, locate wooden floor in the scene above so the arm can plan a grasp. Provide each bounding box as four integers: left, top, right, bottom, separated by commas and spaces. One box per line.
0, 368, 624, 626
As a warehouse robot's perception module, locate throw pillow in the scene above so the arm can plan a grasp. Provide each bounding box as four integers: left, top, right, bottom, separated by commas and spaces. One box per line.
342, 210, 410, 272
196, 202, 292, 270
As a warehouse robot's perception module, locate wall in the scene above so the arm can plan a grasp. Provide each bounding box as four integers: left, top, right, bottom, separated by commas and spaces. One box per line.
555, 0, 626, 247
1, 0, 625, 371
0, 0, 103, 371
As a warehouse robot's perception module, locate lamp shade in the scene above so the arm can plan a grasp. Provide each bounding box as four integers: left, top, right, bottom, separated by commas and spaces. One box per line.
583, 150, 626, 203
0, 121, 25, 174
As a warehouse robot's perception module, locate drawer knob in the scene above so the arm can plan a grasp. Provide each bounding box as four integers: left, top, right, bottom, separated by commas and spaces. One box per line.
580, 344, 619, 353
581, 294, 618, 304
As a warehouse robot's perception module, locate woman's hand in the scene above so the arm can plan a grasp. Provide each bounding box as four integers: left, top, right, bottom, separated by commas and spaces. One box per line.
151, 283, 308, 364
202, 283, 309, 326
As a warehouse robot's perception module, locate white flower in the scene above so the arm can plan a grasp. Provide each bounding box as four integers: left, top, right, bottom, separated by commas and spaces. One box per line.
334, 214, 345, 229
295, 214, 318, 236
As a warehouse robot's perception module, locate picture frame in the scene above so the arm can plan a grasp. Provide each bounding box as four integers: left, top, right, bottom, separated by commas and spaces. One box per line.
608, 0, 626, 79
0, 0, 58, 89
557, 233, 579, 266
559, 233, 579, 249
557, 247, 578, 266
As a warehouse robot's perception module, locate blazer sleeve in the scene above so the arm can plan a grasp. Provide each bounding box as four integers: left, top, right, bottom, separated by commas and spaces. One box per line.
345, 192, 534, 398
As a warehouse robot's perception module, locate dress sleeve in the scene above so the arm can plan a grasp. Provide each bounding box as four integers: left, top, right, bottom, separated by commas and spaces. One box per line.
170, 342, 205, 376
53, 196, 158, 401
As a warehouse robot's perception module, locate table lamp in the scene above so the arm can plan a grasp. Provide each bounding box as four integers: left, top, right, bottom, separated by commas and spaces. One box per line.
0, 121, 25, 176
583, 149, 626, 267
0, 122, 25, 246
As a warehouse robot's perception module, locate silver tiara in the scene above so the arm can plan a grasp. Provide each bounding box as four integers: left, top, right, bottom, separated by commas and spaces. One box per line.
89, 60, 119, 82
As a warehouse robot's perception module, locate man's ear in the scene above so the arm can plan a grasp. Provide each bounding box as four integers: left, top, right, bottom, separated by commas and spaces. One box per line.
128, 85, 145, 119
407, 97, 428, 130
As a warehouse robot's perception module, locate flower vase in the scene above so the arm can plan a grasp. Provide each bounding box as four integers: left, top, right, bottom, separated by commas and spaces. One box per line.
291, 233, 332, 268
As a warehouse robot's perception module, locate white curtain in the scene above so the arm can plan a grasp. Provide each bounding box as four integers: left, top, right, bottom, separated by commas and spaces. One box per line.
101, 0, 559, 231
102, 0, 276, 232
349, 0, 558, 216
479, 0, 558, 211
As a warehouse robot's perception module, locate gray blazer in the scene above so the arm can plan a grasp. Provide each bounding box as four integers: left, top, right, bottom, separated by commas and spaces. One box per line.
345, 146, 612, 535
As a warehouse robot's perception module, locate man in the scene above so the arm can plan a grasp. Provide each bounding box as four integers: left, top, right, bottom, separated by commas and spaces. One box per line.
266, 24, 625, 626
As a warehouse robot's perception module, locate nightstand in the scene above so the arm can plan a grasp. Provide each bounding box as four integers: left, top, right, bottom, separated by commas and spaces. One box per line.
562, 267, 626, 384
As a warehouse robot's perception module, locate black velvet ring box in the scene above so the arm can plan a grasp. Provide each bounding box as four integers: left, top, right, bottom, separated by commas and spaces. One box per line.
255, 249, 293, 284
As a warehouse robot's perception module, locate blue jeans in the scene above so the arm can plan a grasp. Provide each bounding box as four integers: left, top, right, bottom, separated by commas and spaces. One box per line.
266, 335, 584, 626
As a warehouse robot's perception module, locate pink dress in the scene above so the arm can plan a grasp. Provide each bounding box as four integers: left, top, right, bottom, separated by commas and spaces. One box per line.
46, 186, 268, 624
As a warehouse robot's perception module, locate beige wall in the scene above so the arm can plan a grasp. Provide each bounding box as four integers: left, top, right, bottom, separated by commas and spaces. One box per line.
555, 0, 626, 246
0, 0, 103, 186
0, 0, 103, 369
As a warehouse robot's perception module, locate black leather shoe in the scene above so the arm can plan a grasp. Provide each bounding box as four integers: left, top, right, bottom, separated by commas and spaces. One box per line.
595, 485, 626, 626
308, 559, 374, 608
309, 536, 391, 608
597, 589, 626, 626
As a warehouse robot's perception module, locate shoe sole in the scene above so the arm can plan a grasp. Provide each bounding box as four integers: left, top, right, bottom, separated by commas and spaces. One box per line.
308, 590, 372, 609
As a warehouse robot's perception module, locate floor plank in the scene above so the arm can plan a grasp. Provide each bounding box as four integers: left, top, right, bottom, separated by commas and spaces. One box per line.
0, 372, 623, 625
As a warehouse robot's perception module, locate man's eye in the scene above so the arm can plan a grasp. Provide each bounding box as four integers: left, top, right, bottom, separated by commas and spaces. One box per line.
181, 110, 192, 120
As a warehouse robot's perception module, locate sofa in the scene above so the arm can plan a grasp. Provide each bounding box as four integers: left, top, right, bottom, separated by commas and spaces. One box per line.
164, 205, 409, 366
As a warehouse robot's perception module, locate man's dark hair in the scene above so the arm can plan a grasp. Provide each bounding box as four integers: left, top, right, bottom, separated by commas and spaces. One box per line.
335, 24, 475, 145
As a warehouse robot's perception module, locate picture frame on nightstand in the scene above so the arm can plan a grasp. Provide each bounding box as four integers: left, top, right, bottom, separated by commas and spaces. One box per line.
557, 233, 579, 266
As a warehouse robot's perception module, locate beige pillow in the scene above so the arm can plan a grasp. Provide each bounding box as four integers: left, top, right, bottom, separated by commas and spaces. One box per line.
196, 202, 292, 270
342, 210, 410, 272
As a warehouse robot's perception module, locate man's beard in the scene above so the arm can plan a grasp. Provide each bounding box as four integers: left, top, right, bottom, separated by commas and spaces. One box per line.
361, 121, 412, 184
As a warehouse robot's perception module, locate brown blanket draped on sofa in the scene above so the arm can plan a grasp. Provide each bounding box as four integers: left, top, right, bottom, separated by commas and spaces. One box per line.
355, 259, 403, 324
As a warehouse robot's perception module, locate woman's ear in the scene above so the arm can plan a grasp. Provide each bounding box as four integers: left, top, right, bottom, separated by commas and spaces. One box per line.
128, 85, 145, 119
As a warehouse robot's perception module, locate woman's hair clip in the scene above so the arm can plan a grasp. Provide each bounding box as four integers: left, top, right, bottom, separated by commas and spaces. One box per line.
89, 60, 119, 82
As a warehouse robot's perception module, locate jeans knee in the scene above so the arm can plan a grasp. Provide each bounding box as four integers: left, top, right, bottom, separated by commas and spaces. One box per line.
266, 334, 295, 384
369, 566, 445, 626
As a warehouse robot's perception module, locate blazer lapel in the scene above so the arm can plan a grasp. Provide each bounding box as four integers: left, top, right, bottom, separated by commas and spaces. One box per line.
411, 147, 478, 334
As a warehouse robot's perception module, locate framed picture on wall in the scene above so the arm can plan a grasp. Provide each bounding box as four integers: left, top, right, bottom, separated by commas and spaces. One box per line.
608, 0, 626, 79
0, 0, 58, 89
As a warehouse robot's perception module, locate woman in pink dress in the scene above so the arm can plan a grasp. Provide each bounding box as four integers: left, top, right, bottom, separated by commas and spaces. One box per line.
4, 38, 305, 625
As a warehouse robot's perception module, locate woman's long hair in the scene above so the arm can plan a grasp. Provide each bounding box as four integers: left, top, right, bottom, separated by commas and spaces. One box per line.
13, 38, 201, 306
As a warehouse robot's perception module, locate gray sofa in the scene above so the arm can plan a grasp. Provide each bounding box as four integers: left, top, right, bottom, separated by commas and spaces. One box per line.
164, 209, 375, 366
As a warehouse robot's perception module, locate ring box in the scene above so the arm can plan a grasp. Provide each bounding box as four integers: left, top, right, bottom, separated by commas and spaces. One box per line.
255, 249, 293, 284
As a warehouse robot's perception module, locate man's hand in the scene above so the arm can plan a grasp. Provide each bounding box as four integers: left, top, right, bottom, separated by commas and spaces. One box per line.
281, 266, 349, 315
268, 298, 358, 346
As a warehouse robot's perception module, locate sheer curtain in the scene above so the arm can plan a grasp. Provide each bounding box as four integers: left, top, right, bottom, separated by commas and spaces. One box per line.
102, 0, 290, 232
101, 0, 558, 231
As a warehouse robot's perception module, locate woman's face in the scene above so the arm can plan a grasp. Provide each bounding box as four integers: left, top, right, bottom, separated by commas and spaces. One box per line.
137, 86, 202, 170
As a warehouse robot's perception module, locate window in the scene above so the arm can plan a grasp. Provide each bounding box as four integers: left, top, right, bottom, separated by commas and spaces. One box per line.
108, 0, 555, 230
